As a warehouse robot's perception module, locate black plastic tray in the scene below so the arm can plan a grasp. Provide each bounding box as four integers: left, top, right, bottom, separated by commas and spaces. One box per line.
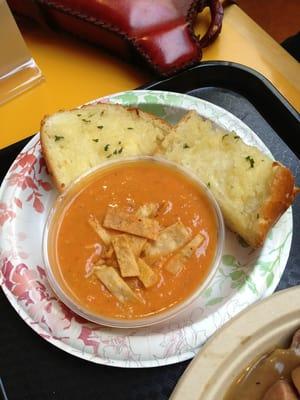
0, 61, 300, 400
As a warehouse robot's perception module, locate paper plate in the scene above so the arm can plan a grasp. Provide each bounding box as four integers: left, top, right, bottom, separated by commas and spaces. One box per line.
0, 90, 292, 368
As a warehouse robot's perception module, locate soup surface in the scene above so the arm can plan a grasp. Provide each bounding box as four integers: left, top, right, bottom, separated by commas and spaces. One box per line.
48, 160, 218, 319
224, 329, 300, 399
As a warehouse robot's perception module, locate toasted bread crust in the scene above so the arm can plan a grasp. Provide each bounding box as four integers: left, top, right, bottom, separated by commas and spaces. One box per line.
255, 162, 296, 247
40, 116, 66, 192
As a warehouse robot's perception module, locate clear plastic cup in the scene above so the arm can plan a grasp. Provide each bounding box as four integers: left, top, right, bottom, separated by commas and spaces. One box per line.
42, 156, 225, 328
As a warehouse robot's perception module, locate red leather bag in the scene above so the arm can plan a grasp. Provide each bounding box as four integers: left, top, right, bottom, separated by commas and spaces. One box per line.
8, 0, 224, 76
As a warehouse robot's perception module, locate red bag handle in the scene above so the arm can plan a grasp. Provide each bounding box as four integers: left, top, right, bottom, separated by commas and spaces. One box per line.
196, 0, 224, 48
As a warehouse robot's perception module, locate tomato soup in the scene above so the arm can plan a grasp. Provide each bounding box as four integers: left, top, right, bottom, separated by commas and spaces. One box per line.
46, 160, 220, 320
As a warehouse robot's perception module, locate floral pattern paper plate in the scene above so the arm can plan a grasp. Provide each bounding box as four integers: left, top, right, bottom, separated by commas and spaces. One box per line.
0, 90, 292, 368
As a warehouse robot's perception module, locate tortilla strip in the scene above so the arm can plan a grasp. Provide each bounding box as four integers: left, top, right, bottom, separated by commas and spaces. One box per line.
165, 233, 204, 275
112, 235, 140, 277
124, 234, 147, 257
136, 203, 160, 218
88, 214, 111, 246
103, 208, 160, 240
144, 221, 190, 264
102, 245, 114, 259
137, 258, 158, 288
94, 265, 139, 303
100, 235, 145, 260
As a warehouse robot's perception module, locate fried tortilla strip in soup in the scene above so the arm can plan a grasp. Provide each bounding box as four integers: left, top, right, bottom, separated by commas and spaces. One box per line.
165, 233, 204, 275
103, 208, 160, 240
102, 245, 114, 259
137, 258, 158, 288
136, 202, 160, 218
112, 235, 140, 277
144, 221, 190, 264
88, 214, 111, 246
94, 266, 139, 303
123, 234, 147, 258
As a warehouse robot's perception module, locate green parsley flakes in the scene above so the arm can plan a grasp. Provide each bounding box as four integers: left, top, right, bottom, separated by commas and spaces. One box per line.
97, 125, 103, 129
54, 135, 64, 141
82, 118, 91, 123
222, 134, 229, 141
183, 143, 190, 149
92, 139, 99, 143
104, 144, 110, 151
245, 155, 255, 168
127, 127, 133, 130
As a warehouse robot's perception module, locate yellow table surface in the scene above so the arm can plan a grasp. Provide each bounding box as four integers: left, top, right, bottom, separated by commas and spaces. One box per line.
1, 5, 300, 149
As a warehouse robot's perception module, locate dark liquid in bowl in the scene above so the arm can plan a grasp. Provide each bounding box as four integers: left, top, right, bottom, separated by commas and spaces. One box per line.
224, 330, 300, 399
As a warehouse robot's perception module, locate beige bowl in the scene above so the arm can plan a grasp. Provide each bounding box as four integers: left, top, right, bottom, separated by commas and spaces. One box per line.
170, 286, 300, 400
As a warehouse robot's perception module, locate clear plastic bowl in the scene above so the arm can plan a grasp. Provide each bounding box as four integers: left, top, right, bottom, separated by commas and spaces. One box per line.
42, 156, 225, 328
